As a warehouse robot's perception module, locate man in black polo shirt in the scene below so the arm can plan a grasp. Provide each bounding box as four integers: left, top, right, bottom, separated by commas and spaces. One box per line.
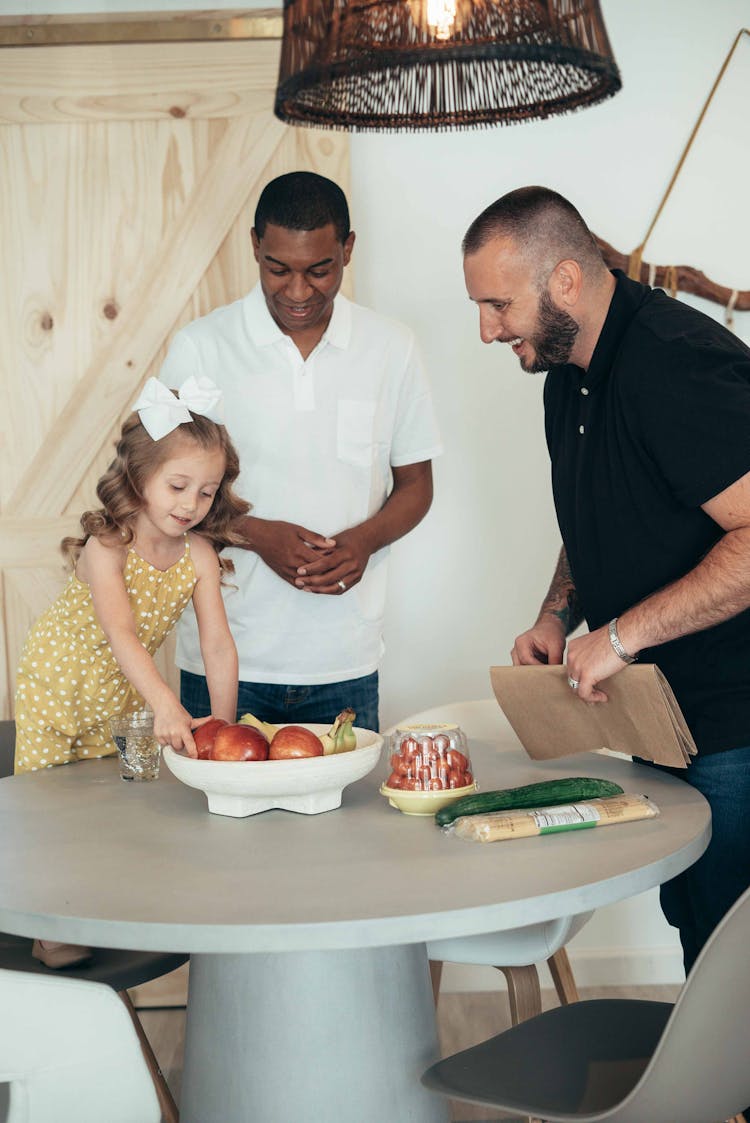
463, 184, 750, 975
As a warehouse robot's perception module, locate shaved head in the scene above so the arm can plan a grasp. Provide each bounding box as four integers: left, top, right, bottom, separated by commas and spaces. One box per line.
463, 186, 606, 289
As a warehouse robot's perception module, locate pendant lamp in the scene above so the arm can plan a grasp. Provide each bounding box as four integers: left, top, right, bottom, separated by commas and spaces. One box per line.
274, 0, 621, 131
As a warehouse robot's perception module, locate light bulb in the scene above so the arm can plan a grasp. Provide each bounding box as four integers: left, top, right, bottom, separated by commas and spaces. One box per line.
426, 0, 457, 39
406, 0, 459, 40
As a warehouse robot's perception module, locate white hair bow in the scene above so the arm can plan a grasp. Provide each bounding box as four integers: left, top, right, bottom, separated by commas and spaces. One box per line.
132, 376, 224, 441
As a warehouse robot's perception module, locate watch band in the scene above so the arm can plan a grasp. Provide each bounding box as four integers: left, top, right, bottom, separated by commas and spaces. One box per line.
608, 617, 636, 664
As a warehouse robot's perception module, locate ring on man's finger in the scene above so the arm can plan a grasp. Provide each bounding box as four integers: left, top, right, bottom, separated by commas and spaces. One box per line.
337, 579, 347, 591
567, 676, 580, 691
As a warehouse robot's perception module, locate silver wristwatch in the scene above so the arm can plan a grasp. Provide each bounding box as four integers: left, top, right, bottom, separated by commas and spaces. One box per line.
608, 617, 636, 664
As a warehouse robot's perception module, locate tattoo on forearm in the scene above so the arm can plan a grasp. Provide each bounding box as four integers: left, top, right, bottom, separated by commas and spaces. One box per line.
538, 548, 584, 635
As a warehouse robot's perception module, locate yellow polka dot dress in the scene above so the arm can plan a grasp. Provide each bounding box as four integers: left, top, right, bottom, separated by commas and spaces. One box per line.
14, 542, 196, 773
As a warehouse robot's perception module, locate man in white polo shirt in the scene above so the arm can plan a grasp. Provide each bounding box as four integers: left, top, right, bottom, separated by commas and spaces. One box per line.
159, 171, 442, 731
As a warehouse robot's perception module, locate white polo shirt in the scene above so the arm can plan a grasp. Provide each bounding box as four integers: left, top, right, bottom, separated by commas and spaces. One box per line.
159, 284, 443, 684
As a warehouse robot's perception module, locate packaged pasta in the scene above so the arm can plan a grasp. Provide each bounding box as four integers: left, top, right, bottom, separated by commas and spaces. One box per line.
451, 794, 659, 843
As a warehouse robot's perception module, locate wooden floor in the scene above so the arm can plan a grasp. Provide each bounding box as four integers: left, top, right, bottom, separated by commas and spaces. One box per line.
138, 982, 681, 1122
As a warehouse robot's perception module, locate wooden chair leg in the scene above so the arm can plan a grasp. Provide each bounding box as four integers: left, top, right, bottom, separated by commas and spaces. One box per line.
547, 946, 580, 1006
119, 990, 179, 1123
496, 965, 544, 1123
496, 963, 542, 1025
429, 959, 443, 1007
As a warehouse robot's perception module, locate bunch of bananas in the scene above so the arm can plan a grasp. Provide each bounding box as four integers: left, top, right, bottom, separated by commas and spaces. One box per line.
319, 708, 357, 755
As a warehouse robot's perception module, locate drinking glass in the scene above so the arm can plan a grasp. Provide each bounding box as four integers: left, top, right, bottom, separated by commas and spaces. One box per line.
109, 709, 161, 781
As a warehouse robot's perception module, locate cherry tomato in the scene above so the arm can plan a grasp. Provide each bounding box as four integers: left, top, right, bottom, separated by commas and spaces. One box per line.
446, 750, 468, 772
399, 737, 420, 756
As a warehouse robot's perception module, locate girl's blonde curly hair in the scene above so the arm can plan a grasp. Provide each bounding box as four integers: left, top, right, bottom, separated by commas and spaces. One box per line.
62, 405, 250, 578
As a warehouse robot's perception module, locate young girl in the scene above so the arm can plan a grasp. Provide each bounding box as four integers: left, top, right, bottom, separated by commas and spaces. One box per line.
14, 375, 249, 967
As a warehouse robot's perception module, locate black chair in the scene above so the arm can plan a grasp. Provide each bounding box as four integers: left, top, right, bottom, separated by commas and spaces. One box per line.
422, 883, 750, 1123
0, 720, 186, 1123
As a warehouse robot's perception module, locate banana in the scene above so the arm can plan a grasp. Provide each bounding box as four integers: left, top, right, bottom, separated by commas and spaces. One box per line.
238, 712, 279, 741
320, 728, 335, 755
320, 708, 357, 755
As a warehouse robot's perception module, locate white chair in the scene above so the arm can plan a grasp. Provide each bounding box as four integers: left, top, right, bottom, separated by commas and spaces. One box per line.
0, 967, 162, 1123
0, 719, 183, 1122
389, 701, 593, 1023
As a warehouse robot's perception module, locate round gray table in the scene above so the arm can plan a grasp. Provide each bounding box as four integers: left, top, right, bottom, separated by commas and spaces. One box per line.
0, 702, 710, 1123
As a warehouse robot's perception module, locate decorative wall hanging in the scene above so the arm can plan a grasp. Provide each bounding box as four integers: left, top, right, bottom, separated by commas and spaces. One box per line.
274, 0, 621, 131
596, 28, 749, 318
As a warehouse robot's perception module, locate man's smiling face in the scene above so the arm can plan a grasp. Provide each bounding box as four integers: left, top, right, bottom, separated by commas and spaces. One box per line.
252, 222, 355, 341
464, 235, 579, 373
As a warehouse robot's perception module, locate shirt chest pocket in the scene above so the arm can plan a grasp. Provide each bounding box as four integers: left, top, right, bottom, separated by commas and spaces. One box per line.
337, 399, 377, 468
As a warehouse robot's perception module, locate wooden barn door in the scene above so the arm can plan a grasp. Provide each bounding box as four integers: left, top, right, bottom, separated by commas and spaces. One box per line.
0, 20, 350, 718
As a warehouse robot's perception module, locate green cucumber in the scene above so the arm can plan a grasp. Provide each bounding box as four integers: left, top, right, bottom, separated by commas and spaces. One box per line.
434, 777, 625, 827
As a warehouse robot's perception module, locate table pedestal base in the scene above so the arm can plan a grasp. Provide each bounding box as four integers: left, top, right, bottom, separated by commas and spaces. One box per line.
181, 943, 450, 1123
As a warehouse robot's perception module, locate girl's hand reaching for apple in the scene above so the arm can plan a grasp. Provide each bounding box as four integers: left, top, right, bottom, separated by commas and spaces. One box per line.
152, 694, 198, 757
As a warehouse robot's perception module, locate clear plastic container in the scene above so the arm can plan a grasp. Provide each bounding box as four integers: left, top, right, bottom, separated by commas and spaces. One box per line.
380, 723, 476, 816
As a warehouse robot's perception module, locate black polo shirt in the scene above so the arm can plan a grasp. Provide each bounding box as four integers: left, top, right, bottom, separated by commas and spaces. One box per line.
544, 271, 750, 754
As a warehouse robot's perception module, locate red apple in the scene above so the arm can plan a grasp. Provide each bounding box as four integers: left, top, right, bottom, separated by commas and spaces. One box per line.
269, 725, 324, 759
193, 718, 228, 759
211, 723, 269, 761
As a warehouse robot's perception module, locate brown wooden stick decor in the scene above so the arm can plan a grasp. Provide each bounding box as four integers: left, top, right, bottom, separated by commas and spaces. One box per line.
595, 235, 750, 313
595, 31, 749, 318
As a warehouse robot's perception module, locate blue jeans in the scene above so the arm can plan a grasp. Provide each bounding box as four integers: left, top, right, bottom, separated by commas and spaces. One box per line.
639, 744, 750, 974
181, 669, 380, 733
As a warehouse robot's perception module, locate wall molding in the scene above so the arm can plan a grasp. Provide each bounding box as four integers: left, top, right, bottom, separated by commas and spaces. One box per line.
440, 944, 685, 994
0, 8, 281, 47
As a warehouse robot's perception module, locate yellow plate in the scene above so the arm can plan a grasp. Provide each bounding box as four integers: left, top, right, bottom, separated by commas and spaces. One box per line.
379, 782, 477, 817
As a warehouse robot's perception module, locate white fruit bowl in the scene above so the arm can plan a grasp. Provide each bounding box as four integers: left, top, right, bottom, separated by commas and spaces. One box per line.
162, 724, 383, 817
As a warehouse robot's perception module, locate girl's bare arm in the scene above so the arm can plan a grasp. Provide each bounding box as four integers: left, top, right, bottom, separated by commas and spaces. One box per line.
82, 537, 197, 754
190, 534, 239, 724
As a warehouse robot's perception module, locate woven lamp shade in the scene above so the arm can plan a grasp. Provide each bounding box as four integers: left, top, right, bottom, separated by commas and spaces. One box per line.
274, 0, 621, 131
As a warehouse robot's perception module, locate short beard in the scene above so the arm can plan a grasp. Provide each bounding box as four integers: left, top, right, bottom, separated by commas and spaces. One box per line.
521, 289, 580, 373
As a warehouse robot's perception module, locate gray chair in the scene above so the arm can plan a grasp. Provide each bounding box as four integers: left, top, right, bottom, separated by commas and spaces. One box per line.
423, 883, 750, 1123
0, 720, 186, 1123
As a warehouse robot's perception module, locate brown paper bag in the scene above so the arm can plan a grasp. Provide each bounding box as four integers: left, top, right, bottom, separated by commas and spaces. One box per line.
489, 664, 696, 767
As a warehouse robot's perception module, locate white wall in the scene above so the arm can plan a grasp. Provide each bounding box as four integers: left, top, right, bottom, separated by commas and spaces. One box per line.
4, 0, 748, 987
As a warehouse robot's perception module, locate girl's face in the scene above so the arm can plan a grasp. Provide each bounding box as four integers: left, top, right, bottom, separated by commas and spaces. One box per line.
139, 439, 226, 540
